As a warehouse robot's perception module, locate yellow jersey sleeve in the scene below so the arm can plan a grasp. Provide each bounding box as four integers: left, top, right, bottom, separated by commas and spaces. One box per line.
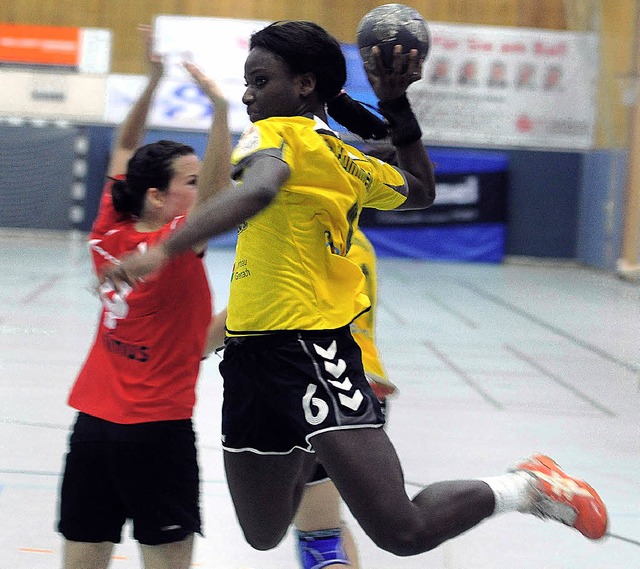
361, 152, 408, 211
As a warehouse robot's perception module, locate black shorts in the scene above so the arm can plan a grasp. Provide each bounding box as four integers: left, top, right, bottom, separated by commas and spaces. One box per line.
308, 398, 390, 484
220, 326, 385, 454
58, 413, 201, 546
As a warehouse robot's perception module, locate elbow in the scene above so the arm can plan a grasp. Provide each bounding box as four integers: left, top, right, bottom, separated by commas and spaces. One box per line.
252, 184, 278, 210
406, 180, 436, 209
424, 184, 436, 207
423, 175, 437, 207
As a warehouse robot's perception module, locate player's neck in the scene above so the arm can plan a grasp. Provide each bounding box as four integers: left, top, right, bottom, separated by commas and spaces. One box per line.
134, 218, 164, 233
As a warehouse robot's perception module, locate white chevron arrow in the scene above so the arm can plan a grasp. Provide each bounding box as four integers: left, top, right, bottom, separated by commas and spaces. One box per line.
328, 377, 352, 391
325, 359, 347, 378
314, 341, 337, 360
339, 390, 364, 411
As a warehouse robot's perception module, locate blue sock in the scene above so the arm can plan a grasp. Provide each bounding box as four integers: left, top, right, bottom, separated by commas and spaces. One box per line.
296, 528, 350, 569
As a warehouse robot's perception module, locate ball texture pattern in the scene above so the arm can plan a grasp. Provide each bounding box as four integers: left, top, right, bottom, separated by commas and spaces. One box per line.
356, 3, 430, 72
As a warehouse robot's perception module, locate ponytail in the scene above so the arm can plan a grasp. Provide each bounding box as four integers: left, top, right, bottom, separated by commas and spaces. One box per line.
110, 176, 144, 218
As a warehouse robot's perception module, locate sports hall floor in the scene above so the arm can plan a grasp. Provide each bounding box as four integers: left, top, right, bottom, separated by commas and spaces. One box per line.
0, 229, 638, 569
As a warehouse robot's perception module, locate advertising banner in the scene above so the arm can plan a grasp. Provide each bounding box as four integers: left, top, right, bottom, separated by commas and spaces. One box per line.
0, 23, 81, 68
105, 15, 272, 132
0, 70, 106, 121
105, 16, 598, 151
105, 74, 251, 134
410, 23, 599, 149
341, 24, 598, 149
359, 149, 508, 227
0, 23, 111, 73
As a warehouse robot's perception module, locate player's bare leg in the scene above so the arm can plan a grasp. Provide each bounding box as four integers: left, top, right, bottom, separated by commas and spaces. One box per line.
224, 449, 317, 550
312, 427, 495, 556
295, 480, 359, 568
63, 540, 114, 569
139, 533, 194, 569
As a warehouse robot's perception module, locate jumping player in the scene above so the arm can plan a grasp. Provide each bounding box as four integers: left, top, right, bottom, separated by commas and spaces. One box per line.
102, 19, 608, 565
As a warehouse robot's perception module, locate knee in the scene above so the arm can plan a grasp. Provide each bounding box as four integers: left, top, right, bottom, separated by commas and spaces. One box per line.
242, 527, 287, 551
370, 525, 440, 557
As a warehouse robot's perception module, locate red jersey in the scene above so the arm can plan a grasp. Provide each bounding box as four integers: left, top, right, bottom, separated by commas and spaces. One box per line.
68, 178, 212, 424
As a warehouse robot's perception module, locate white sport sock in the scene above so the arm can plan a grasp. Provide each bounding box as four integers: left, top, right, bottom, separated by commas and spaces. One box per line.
480, 471, 535, 515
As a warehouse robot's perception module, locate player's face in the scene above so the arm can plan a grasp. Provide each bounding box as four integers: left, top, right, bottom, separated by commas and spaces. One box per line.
242, 47, 306, 122
162, 154, 201, 220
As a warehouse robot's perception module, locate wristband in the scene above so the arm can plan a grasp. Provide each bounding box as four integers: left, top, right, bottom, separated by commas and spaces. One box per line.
378, 94, 422, 147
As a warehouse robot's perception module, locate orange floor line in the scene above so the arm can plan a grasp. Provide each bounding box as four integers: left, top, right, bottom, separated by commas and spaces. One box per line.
18, 547, 55, 554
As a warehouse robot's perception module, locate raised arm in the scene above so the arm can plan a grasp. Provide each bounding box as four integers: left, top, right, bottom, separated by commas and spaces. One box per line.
107, 24, 164, 177
182, 62, 232, 213
367, 45, 436, 210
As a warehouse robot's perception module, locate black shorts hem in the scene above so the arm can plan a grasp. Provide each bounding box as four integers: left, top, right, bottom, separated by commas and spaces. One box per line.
221, 423, 383, 455
137, 528, 202, 546
58, 527, 122, 545
221, 444, 314, 455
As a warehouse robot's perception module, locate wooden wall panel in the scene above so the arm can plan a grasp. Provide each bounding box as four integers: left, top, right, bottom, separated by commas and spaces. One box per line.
0, 0, 583, 73
597, 0, 636, 147
516, 0, 566, 29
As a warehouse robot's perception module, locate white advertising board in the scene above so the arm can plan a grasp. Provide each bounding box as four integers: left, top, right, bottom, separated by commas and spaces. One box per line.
0, 70, 106, 121
410, 23, 599, 149
105, 15, 272, 133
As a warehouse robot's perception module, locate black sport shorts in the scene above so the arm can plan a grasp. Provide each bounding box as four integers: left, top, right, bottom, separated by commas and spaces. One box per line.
58, 413, 201, 545
308, 398, 389, 484
220, 326, 385, 454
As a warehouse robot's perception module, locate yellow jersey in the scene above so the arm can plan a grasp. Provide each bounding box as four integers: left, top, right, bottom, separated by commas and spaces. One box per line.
227, 115, 407, 334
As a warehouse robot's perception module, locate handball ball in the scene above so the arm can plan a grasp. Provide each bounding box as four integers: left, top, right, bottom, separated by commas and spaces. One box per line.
356, 3, 430, 73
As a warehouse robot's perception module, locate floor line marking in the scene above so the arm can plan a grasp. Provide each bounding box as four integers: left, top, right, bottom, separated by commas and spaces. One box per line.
20, 274, 62, 304
455, 279, 640, 375
423, 341, 503, 409
505, 344, 617, 417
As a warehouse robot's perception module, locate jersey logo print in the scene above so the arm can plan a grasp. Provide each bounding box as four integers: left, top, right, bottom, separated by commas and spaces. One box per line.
328, 377, 352, 390
325, 359, 346, 378
314, 341, 337, 360
312, 341, 364, 412
99, 281, 132, 330
338, 390, 364, 411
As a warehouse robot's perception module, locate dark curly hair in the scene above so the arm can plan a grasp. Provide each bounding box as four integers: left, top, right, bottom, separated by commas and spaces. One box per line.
111, 140, 195, 217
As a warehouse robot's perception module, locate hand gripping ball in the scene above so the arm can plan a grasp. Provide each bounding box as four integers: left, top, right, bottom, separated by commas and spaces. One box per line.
356, 3, 430, 73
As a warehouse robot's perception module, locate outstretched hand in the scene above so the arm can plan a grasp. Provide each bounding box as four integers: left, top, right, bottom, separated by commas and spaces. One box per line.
182, 62, 228, 108
100, 245, 170, 292
365, 45, 424, 102
137, 24, 164, 81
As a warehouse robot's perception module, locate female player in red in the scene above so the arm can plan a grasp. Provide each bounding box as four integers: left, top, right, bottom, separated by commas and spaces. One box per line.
57, 25, 230, 569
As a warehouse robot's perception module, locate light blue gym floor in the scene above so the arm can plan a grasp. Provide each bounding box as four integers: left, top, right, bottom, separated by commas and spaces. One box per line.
0, 229, 638, 568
